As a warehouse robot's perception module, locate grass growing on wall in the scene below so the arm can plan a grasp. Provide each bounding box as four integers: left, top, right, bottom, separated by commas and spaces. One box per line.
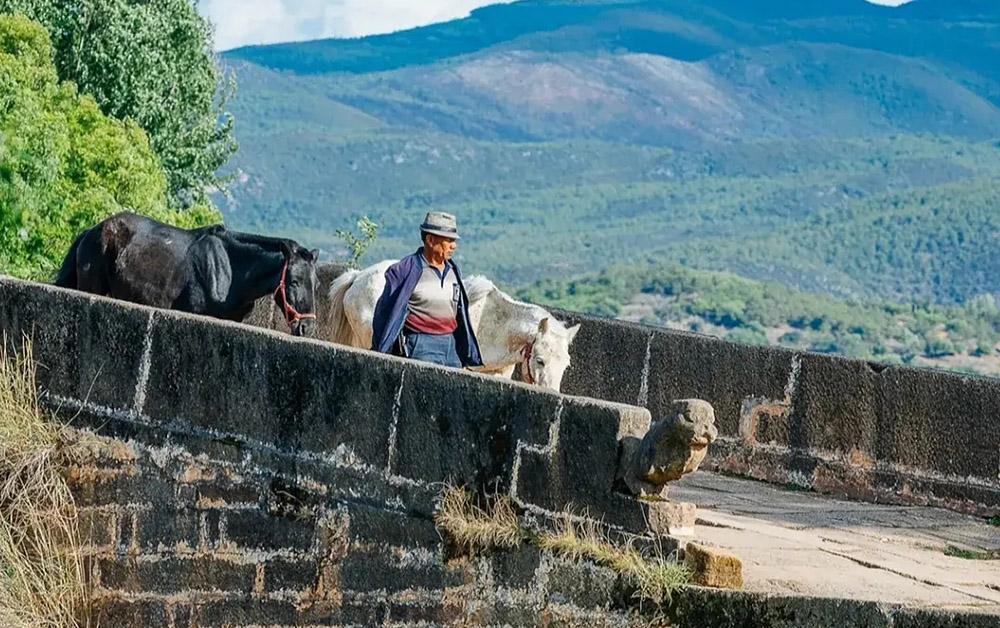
0, 337, 91, 628
434, 486, 522, 551
434, 486, 690, 606
536, 517, 690, 605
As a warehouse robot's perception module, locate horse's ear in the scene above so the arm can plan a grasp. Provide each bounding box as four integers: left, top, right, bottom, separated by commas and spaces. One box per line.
537, 318, 550, 334
280, 240, 294, 259
309, 248, 319, 262
566, 324, 581, 343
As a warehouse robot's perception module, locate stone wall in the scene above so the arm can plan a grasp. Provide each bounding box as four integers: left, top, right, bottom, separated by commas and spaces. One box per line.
554, 310, 1000, 516
2, 275, 998, 627
253, 263, 1000, 516
0, 276, 655, 626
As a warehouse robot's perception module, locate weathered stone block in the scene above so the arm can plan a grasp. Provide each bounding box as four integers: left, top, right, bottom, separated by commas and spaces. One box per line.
645, 500, 697, 538
0, 281, 149, 411
222, 510, 316, 553
143, 316, 400, 469
77, 508, 118, 549
514, 400, 656, 533
892, 608, 1000, 628
393, 363, 560, 485
346, 503, 441, 548
93, 597, 172, 628
684, 543, 743, 590
340, 545, 460, 593
265, 558, 318, 594
137, 508, 202, 552
192, 599, 307, 626
98, 556, 257, 594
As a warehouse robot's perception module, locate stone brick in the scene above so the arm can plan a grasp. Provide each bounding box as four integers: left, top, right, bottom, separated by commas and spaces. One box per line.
393, 363, 560, 485
489, 545, 543, 589
136, 509, 202, 552
222, 510, 316, 552
341, 546, 461, 593
386, 599, 465, 625
684, 543, 743, 590
672, 588, 891, 628
0, 280, 148, 410
93, 597, 170, 628
71, 470, 175, 508
545, 557, 624, 610
195, 479, 263, 509
645, 500, 697, 538
893, 608, 1000, 628
78, 508, 118, 549
191, 599, 305, 627
264, 557, 318, 594
346, 503, 441, 548
143, 315, 400, 469
98, 556, 257, 594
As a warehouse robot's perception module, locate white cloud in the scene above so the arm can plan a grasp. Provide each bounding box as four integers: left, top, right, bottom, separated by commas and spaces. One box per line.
200, 0, 515, 51
201, 0, 915, 51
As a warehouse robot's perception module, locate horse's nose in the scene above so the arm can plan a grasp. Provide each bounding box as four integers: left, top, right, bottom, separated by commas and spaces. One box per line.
292, 319, 316, 338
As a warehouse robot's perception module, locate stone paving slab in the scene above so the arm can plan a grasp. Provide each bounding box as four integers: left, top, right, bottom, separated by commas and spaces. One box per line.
672, 472, 1000, 615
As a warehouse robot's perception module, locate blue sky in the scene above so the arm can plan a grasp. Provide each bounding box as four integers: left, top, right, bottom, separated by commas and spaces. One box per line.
199, 0, 912, 51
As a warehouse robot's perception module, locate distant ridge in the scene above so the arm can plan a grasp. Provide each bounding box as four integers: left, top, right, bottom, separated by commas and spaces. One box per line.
217, 0, 1000, 305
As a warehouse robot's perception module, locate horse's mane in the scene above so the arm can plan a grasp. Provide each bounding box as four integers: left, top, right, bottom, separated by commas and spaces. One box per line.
465, 274, 550, 316
464, 275, 496, 303
225, 230, 297, 252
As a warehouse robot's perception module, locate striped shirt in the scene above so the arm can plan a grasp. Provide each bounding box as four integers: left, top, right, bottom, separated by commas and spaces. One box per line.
404, 261, 459, 335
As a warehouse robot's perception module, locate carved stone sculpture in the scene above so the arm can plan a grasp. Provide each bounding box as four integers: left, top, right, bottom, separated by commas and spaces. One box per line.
620, 399, 718, 498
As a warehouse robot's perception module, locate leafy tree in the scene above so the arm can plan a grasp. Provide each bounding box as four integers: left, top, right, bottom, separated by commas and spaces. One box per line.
0, 0, 236, 206
0, 14, 221, 280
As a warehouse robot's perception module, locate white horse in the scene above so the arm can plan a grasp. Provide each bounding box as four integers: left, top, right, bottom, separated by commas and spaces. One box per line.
324, 260, 581, 391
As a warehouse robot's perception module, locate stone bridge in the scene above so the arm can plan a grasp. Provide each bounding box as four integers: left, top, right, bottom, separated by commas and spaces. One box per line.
0, 273, 997, 627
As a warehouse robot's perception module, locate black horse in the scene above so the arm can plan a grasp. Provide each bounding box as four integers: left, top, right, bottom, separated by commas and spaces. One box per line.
55, 212, 319, 336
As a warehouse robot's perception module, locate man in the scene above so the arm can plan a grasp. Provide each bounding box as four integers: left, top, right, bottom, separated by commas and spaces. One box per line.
371, 212, 483, 369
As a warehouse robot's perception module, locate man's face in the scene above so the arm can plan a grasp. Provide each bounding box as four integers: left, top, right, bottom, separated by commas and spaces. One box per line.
425, 233, 458, 260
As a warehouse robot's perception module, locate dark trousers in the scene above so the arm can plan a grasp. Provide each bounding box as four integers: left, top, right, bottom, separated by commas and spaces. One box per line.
404, 331, 462, 368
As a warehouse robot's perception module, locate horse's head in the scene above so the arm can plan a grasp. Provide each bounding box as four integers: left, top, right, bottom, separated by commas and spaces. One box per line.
276, 243, 319, 337
524, 317, 581, 391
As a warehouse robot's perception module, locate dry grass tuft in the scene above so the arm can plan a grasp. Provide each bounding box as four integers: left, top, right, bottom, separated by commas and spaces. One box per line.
0, 337, 91, 628
434, 486, 521, 551
434, 485, 689, 607
537, 517, 690, 606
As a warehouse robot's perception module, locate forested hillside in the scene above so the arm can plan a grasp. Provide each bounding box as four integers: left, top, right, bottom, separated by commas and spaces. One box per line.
216, 0, 1000, 374
218, 0, 1000, 309
519, 263, 1000, 374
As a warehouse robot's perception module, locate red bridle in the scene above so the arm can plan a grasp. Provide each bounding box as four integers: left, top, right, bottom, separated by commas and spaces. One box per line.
521, 341, 536, 385
274, 261, 316, 328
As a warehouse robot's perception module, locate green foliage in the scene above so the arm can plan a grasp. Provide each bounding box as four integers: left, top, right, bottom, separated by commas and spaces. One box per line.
943, 545, 999, 561
335, 216, 379, 269
727, 325, 769, 347
0, 0, 236, 205
216, 0, 1000, 308
216, 123, 1000, 306
518, 263, 1000, 373
0, 15, 221, 281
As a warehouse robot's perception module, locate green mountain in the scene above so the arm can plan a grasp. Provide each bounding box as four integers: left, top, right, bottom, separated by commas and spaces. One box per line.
218, 0, 1000, 305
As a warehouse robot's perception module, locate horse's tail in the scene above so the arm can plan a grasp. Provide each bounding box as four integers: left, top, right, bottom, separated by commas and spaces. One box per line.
325, 269, 361, 346
54, 230, 87, 288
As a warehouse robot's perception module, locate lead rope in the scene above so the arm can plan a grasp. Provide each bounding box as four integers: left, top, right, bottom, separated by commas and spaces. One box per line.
521, 342, 536, 385
273, 261, 317, 328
